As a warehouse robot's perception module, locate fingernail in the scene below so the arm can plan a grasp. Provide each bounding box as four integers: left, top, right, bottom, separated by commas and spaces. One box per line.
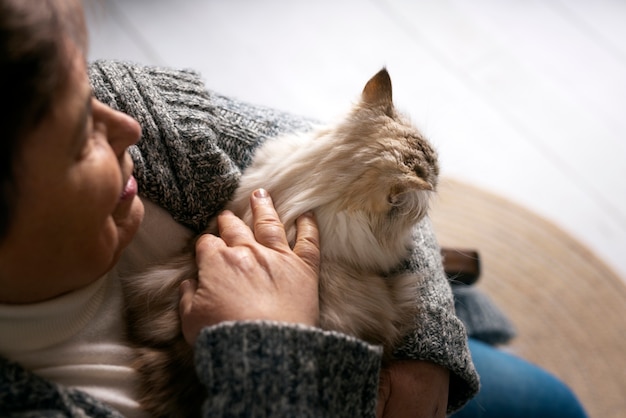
179, 280, 190, 294
180, 279, 198, 293
299, 211, 313, 220
254, 188, 269, 199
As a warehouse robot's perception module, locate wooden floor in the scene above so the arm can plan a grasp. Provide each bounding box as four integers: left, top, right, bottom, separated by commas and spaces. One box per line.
86, 0, 626, 282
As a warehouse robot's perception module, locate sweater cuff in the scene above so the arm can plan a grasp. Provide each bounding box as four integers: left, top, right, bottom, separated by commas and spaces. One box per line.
194, 321, 382, 417
391, 218, 480, 412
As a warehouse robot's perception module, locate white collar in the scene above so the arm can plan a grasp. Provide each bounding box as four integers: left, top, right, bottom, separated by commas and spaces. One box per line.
0, 275, 108, 353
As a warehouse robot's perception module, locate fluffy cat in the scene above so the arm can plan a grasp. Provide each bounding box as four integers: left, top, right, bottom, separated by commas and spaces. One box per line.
121, 68, 439, 417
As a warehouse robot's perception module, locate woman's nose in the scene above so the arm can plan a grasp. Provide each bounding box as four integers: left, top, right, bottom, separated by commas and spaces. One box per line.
93, 99, 142, 154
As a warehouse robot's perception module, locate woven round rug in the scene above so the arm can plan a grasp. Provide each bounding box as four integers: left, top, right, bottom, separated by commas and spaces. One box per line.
430, 177, 626, 418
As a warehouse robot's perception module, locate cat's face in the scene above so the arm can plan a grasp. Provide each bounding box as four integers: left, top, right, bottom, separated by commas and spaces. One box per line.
330, 69, 439, 229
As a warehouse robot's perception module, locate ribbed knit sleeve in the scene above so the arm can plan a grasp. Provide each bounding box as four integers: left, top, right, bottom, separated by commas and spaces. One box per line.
89, 60, 478, 412
195, 321, 381, 417
393, 220, 479, 411
89, 60, 313, 231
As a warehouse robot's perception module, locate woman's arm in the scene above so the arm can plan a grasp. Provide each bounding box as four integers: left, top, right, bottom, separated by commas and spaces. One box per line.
194, 321, 382, 416
391, 220, 479, 412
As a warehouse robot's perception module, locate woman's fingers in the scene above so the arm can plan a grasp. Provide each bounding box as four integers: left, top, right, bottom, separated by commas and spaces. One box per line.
179, 189, 321, 344
249, 189, 290, 251
215, 210, 255, 247
178, 279, 197, 315
178, 279, 200, 345
293, 211, 320, 276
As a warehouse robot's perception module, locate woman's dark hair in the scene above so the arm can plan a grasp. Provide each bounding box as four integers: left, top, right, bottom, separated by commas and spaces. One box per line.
0, 0, 86, 239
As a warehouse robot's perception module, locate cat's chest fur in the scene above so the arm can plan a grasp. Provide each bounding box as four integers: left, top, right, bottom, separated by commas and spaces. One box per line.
121, 68, 439, 418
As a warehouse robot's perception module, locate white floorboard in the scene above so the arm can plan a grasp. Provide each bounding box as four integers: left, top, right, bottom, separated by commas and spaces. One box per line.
85, 0, 626, 281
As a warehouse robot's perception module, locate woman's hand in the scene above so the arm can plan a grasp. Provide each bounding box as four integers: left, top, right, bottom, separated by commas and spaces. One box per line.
179, 189, 320, 345
377, 360, 450, 418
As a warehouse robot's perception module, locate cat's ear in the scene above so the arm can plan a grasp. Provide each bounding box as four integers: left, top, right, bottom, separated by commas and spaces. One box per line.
389, 176, 434, 203
362, 68, 393, 106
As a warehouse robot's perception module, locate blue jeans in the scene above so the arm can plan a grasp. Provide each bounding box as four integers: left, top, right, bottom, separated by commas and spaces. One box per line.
451, 339, 589, 418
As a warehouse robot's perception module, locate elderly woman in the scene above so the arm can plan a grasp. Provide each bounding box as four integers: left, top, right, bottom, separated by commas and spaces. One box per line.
0, 0, 482, 416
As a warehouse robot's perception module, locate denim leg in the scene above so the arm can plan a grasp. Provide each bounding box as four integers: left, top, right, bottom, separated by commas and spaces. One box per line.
451, 339, 588, 418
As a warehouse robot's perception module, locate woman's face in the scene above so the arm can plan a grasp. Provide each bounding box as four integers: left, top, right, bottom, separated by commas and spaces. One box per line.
0, 45, 145, 303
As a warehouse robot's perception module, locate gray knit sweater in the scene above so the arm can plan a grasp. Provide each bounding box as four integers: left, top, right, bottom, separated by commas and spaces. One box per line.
0, 60, 478, 417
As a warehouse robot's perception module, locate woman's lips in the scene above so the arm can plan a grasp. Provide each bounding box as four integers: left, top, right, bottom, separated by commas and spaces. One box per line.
120, 175, 138, 201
